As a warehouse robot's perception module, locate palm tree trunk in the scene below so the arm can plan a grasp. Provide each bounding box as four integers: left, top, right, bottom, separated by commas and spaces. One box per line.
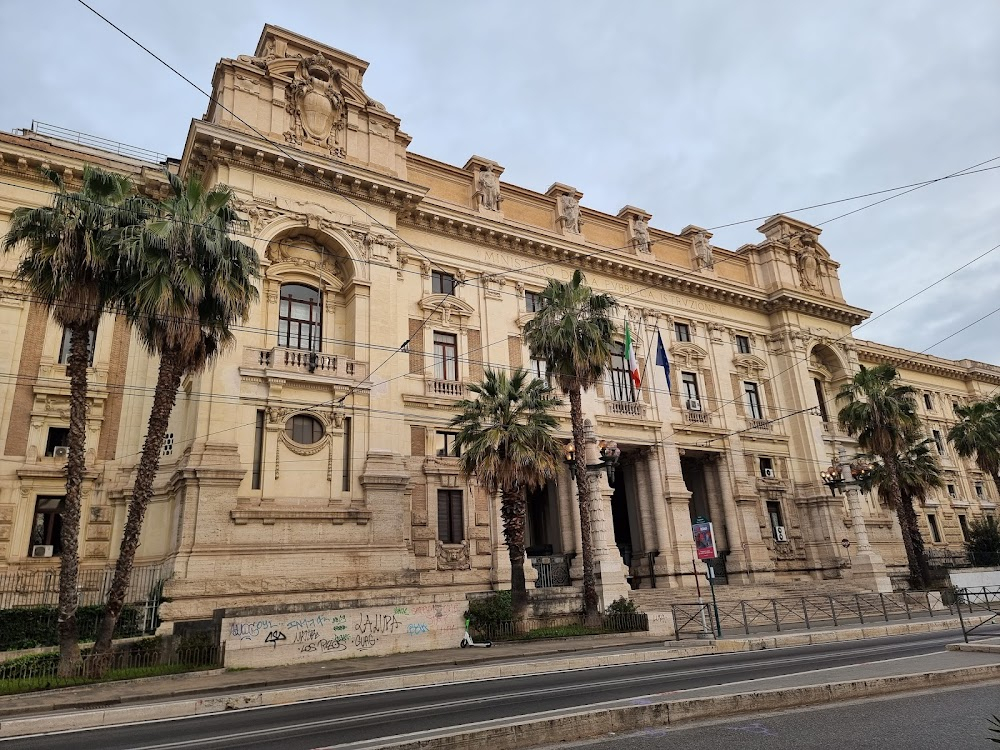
55, 323, 92, 676
885, 458, 929, 588
92, 352, 182, 663
568, 387, 599, 624
501, 488, 529, 622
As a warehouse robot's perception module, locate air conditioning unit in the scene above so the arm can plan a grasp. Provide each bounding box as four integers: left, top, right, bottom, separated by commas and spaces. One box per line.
774, 526, 788, 543
763, 468, 775, 478
52, 446, 69, 459
686, 399, 702, 411
31, 545, 54, 558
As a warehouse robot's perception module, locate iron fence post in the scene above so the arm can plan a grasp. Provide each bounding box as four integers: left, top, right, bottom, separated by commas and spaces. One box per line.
856, 594, 865, 624
772, 599, 781, 632
803, 597, 810, 630
741, 601, 749, 635
904, 592, 911, 619
830, 595, 838, 626
925, 591, 931, 617
956, 590, 968, 643
672, 606, 680, 641
880, 593, 888, 622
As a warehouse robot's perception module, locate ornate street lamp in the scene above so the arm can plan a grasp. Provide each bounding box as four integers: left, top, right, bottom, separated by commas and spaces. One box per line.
564, 439, 622, 485
820, 459, 872, 496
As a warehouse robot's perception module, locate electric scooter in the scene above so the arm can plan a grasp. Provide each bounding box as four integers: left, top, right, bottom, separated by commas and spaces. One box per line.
459, 618, 492, 648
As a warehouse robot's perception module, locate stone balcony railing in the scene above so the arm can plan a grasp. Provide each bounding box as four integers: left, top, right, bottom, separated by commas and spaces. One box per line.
747, 418, 772, 432
606, 400, 647, 419
683, 409, 712, 426
425, 379, 466, 398
244, 346, 367, 380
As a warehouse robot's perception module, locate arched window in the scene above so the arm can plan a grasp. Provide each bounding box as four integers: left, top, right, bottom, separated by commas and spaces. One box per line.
278, 283, 322, 351
284, 414, 323, 445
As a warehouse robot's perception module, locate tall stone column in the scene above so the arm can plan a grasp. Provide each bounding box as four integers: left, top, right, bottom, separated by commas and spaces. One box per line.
664, 443, 696, 588
644, 447, 675, 578
583, 421, 631, 608
706, 455, 750, 583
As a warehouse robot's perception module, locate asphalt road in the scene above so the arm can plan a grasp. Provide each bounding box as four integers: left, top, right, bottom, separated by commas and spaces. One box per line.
564, 681, 1000, 750
0, 630, 974, 750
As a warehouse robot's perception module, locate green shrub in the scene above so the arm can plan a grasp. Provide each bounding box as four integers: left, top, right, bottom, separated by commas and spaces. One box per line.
966, 516, 1000, 567
0, 605, 143, 651
0, 651, 61, 680
604, 596, 640, 615
465, 591, 513, 629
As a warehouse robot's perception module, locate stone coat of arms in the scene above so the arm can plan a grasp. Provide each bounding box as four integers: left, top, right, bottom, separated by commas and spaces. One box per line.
284, 53, 345, 155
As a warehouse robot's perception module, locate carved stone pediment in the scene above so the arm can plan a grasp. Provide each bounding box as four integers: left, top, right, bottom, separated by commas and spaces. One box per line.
418, 294, 475, 327
668, 342, 709, 369
733, 354, 769, 378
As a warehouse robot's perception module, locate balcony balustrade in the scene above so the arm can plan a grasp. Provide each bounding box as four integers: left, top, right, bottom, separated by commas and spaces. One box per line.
606, 400, 646, 419
425, 379, 465, 398
244, 346, 366, 380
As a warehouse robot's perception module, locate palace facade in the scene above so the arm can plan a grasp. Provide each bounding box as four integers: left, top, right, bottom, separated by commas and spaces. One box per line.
0, 25, 996, 628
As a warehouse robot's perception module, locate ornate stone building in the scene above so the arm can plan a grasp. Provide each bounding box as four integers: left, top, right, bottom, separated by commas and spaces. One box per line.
0, 26, 996, 628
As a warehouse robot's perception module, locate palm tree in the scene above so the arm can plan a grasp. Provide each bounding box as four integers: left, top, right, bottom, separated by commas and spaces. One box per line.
523, 270, 617, 622
837, 364, 926, 585
948, 395, 1000, 498
91, 172, 259, 662
858, 435, 943, 586
451, 369, 563, 621
2, 166, 139, 675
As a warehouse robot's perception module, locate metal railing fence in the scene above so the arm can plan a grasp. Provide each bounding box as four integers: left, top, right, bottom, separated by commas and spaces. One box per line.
955, 586, 1000, 642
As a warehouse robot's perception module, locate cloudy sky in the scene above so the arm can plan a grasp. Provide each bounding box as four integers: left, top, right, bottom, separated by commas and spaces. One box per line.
3, 1, 998, 362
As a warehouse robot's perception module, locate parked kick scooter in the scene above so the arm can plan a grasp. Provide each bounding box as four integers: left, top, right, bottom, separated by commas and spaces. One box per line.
460, 618, 492, 648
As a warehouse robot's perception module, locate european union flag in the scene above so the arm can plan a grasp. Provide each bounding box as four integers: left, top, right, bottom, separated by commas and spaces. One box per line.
655, 330, 670, 391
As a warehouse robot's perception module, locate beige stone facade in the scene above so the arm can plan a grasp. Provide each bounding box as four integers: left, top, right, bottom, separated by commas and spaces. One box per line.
0, 25, 996, 627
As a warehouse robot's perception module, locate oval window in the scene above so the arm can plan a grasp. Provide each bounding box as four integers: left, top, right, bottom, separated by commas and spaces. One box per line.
284, 414, 323, 445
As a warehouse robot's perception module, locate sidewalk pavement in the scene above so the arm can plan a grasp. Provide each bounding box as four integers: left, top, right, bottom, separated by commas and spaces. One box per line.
0, 613, 985, 728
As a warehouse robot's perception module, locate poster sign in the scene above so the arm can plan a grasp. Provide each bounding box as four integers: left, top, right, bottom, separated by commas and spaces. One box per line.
692, 522, 717, 560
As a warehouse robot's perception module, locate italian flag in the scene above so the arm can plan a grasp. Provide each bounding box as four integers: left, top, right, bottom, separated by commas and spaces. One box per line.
624, 322, 641, 389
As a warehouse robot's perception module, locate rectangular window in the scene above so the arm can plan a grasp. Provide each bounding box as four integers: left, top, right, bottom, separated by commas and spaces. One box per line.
437, 489, 464, 544
529, 355, 547, 381
976, 483, 985, 498
744, 382, 763, 420
735, 335, 751, 354
959, 514, 970, 541
932, 430, 944, 455
432, 270, 456, 295
674, 322, 691, 343
524, 290, 543, 313
435, 431, 460, 458
29, 496, 64, 554
278, 284, 322, 352
251, 410, 264, 490
924, 393, 933, 410
953, 401, 960, 414
814, 379, 829, 423
433, 332, 458, 381
608, 342, 637, 402
927, 513, 942, 543
44, 427, 70, 457
681, 372, 700, 406
342, 417, 352, 492
947, 483, 957, 499
759, 456, 774, 478
766, 501, 785, 540
58, 328, 96, 366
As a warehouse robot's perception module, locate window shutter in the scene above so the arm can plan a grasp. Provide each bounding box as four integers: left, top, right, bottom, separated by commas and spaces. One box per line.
508, 335, 523, 368
449, 491, 464, 543
467, 329, 483, 382
410, 425, 425, 457
437, 490, 451, 542
409, 318, 424, 374
731, 374, 746, 417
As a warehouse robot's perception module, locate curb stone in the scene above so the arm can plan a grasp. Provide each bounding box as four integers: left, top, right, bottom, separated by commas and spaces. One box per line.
337, 665, 1000, 750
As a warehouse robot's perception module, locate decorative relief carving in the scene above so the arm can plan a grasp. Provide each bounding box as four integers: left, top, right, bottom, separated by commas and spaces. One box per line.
795, 232, 823, 292
557, 193, 581, 233
692, 231, 714, 269
436, 540, 471, 571
283, 53, 347, 157
631, 216, 650, 254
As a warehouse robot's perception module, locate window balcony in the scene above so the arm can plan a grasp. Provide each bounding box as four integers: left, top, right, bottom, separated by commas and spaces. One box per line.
425, 379, 466, 398
683, 409, 712, 426
243, 346, 367, 380
747, 418, 772, 432
606, 400, 646, 419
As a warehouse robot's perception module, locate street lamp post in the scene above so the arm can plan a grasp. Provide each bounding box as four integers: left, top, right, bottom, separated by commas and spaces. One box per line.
820, 447, 892, 593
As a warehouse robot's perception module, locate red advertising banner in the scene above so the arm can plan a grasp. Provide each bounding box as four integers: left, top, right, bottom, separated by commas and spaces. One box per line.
692, 522, 717, 560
